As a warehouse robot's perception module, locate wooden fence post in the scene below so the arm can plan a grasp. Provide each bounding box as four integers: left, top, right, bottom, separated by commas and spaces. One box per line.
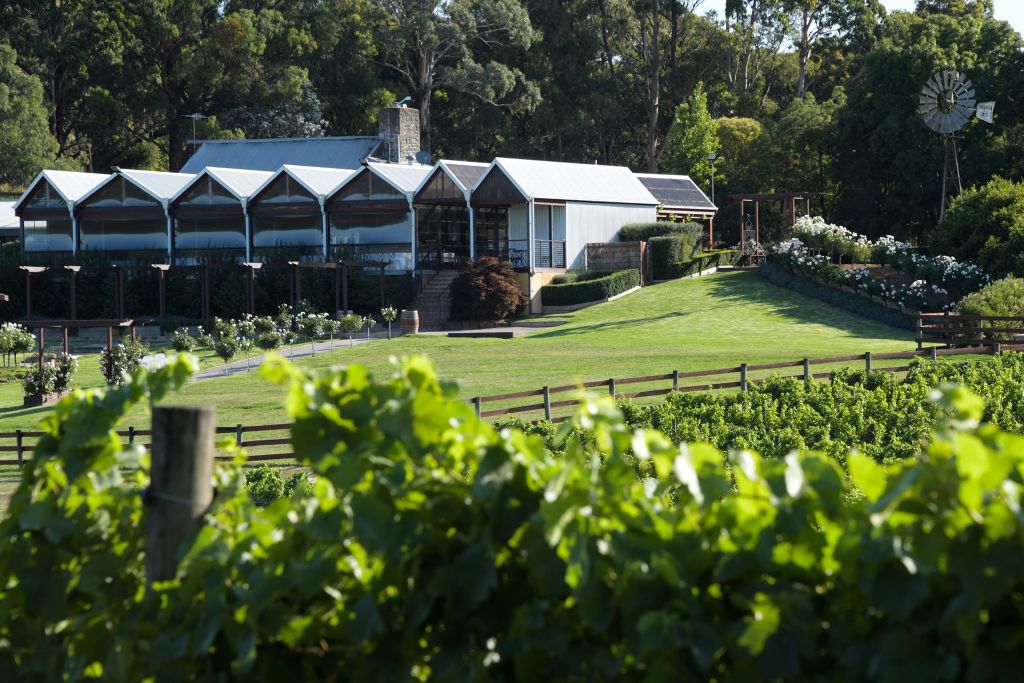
993, 342, 1002, 355
16, 429, 23, 467
473, 396, 481, 418
145, 406, 215, 586
930, 347, 938, 362
916, 315, 923, 350
543, 386, 551, 420
740, 363, 748, 392
608, 378, 616, 398
128, 425, 135, 445
672, 370, 679, 391
236, 423, 244, 447
865, 352, 872, 374
803, 358, 810, 383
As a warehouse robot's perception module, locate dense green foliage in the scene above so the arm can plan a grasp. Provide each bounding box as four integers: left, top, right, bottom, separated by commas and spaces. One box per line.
675, 249, 741, 277
0, 42, 62, 185
618, 221, 701, 243
957, 277, 1024, 317
541, 269, 640, 307
98, 338, 146, 386
931, 177, 1024, 277
660, 82, 719, 186
4, 355, 1024, 679
649, 224, 704, 280
449, 257, 525, 321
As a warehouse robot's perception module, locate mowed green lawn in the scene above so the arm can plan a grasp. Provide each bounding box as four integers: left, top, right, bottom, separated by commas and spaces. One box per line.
0, 270, 916, 432
0, 270, 920, 512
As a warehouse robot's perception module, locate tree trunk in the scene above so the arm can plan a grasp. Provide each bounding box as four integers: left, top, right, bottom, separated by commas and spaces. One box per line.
796, 8, 811, 98
645, 0, 661, 172
416, 47, 434, 154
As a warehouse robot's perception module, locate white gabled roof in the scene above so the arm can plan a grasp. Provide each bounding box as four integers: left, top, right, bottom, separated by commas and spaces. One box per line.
170, 166, 275, 204
366, 162, 432, 193
14, 170, 113, 210
486, 158, 659, 205
119, 169, 196, 202
0, 201, 18, 229
251, 164, 356, 202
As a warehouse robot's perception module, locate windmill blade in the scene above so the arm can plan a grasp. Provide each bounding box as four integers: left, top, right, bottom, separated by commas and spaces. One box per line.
976, 101, 996, 123
961, 88, 976, 101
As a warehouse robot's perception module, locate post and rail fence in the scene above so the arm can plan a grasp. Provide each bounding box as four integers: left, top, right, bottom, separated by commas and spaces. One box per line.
917, 312, 1024, 350
2, 331, 1022, 467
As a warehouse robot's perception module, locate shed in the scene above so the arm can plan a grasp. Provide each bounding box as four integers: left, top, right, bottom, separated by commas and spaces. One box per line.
181, 136, 384, 174
470, 158, 658, 273
413, 160, 489, 270
247, 164, 356, 258
13, 170, 112, 253
326, 162, 431, 269
169, 167, 274, 260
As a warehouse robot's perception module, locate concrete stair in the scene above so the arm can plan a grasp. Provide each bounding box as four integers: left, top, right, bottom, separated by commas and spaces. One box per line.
410, 271, 459, 330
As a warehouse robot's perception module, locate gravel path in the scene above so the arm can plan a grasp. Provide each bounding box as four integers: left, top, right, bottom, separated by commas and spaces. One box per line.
192, 335, 387, 380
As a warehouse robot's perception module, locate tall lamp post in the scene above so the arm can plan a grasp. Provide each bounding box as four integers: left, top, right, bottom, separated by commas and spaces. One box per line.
707, 153, 719, 205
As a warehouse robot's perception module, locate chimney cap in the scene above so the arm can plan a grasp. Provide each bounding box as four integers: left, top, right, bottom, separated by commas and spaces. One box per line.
394, 96, 412, 108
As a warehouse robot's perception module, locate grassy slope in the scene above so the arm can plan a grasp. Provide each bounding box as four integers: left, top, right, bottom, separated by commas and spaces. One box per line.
0, 270, 916, 431
0, 270, 919, 512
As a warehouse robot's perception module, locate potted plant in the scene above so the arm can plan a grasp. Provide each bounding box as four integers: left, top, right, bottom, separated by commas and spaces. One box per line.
23, 353, 77, 407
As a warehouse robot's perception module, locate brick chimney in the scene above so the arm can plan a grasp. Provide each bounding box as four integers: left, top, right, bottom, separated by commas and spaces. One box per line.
378, 106, 421, 164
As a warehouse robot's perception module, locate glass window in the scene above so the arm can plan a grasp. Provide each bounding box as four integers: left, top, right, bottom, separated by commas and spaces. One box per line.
80, 177, 162, 209
79, 217, 168, 251
331, 171, 405, 203
252, 213, 322, 247
254, 174, 316, 205
330, 211, 409, 245
24, 181, 68, 210
175, 216, 246, 250
176, 177, 240, 207
23, 218, 73, 252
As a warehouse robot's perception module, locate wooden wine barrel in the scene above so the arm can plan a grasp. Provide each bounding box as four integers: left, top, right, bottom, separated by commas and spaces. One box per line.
399, 309, 419, 335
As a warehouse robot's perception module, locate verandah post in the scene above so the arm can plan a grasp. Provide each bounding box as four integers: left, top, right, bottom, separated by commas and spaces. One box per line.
145, 406, 215, 587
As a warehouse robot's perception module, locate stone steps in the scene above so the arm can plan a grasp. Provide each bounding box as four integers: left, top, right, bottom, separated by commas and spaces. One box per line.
407, 272, 459, 330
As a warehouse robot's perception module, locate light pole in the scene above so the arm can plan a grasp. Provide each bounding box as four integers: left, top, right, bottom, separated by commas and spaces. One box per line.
707, 153, 720, 205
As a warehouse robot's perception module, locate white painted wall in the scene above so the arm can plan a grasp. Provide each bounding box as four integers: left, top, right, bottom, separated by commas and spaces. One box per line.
564, 202, 656, 270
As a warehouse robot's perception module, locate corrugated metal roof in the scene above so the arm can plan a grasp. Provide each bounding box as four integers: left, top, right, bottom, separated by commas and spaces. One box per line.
180, 136, 383, 174
366, 162, 432, 193
170, 167, 275, 204
0, 201, 18, 229
490, 158, 658, 205
442, 160, 489, 191
14, 170, 112, 210
636, 173, 717, 212
282, 165, 357, 198
120, 169, 196, 201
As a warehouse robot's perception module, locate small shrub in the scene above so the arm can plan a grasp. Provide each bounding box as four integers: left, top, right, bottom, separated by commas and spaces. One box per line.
541, 269, 640, 307
99, 338, 146, 386
255, 331, 283, 352
338, 314, 364, 344
449, 257, 525, 321
213, 336, 240, 363
284, 471, 314, 498
245, 465, 284, 504
957, 277, 1024, 317
171, 329, 197, 352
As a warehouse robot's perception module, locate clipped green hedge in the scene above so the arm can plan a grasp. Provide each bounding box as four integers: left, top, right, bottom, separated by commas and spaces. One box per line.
618, 220, 702, 242
677, 249, 741, 277
649, 223, 704, 279
541, 268, 640, 307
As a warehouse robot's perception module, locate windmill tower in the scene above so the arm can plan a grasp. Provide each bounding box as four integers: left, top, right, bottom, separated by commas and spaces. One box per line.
918, 70, 995, 220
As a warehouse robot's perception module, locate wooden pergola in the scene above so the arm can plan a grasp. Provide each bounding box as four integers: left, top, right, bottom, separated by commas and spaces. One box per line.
22, 319, 137, 371
728, 191, 822, 245
4, 260, 392, 324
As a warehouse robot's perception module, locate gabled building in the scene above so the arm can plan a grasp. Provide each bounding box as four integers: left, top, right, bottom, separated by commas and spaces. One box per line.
15, 170, 112, 253
326, 162, 432, 270
412, 160, 490, 270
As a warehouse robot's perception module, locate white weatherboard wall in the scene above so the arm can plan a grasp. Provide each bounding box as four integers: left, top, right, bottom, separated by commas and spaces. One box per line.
564, 202, 655, 270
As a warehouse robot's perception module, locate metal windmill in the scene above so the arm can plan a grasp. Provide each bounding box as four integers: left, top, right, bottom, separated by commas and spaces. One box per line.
918, 70, 995, 220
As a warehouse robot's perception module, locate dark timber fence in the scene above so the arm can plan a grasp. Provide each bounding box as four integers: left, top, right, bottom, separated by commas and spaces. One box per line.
2, 338, 1022, 466
917, 313, 1024, 350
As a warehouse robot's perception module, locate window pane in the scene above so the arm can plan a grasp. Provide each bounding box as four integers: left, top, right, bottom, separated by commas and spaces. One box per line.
330, 211, 409, 245
24, 219, 73, 252
176, 216, 246, 250
252, 213, 322, 247
79, 217, 168, 251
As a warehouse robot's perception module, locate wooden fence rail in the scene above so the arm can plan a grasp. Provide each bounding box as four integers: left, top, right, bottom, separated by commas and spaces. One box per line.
917, 313, 1024, 349
468, 342, 1024, 424
2, 340, 1021, 466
